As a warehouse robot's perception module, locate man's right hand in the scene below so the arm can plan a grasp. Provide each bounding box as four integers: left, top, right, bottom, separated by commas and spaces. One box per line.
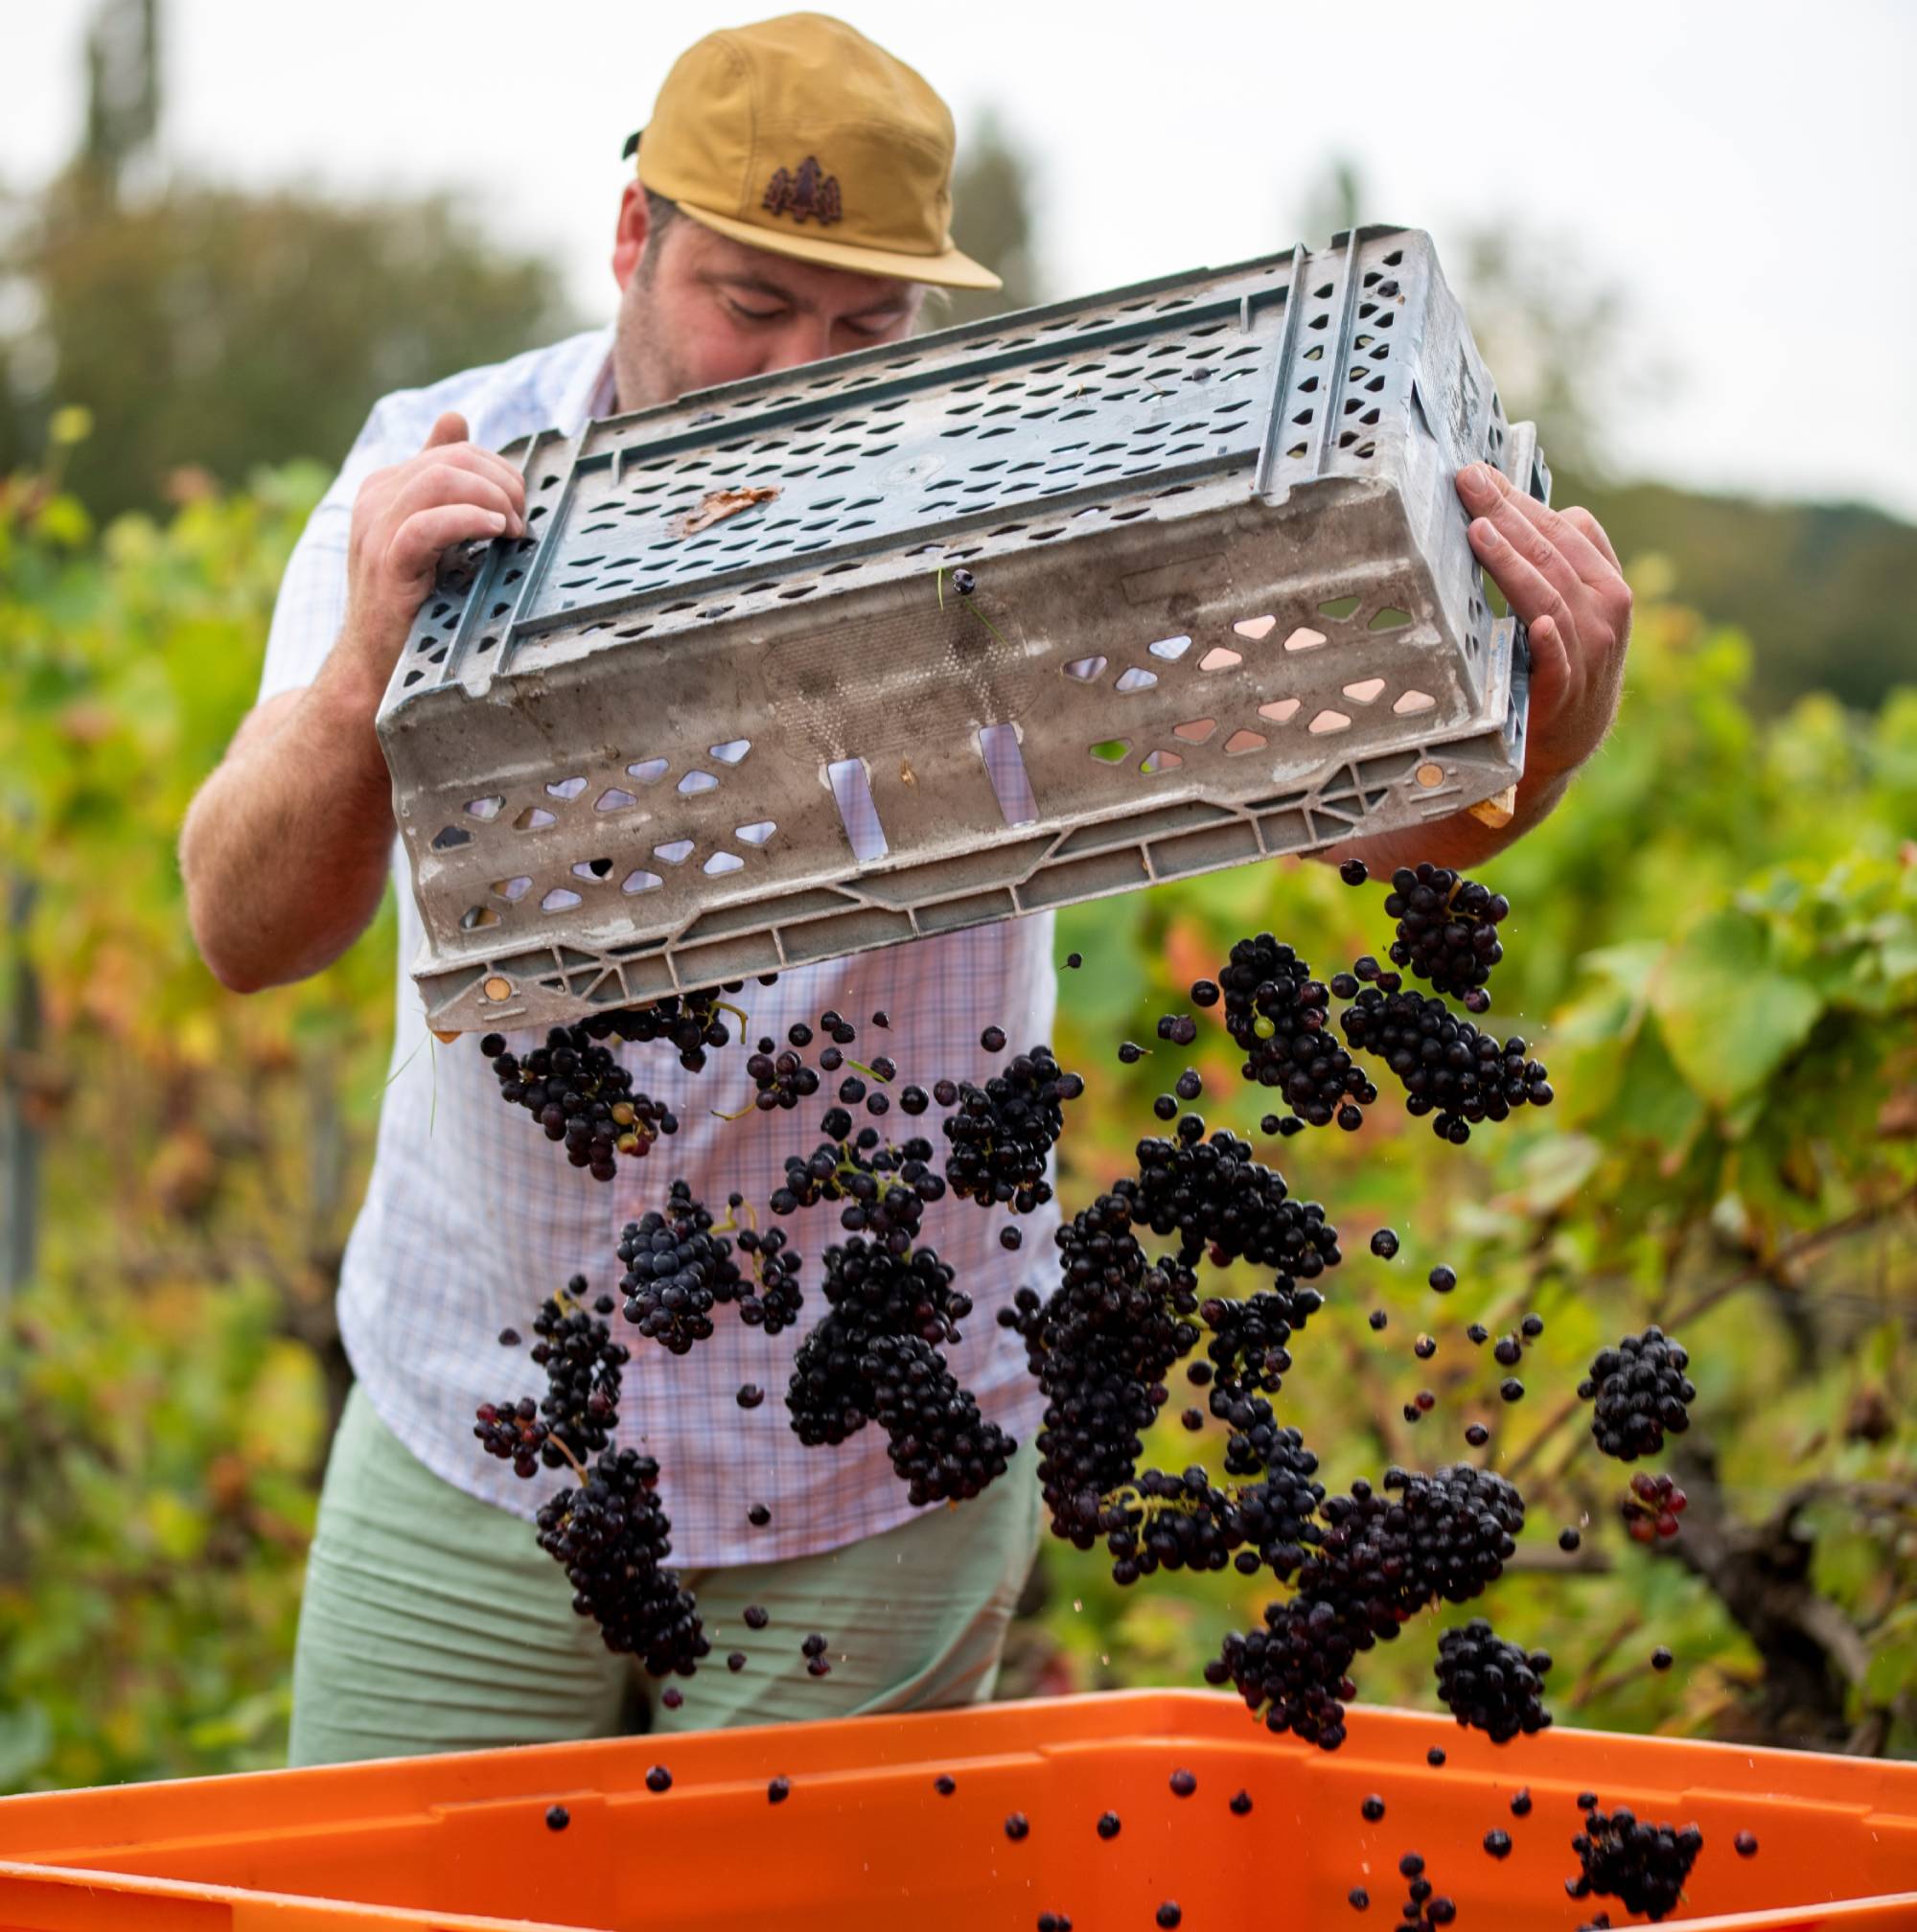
181, 411, 528, 994
335, 409, 528, 704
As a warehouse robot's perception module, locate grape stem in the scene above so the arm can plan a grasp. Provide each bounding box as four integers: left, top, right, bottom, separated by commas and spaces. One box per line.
546, 1433, 589, 1485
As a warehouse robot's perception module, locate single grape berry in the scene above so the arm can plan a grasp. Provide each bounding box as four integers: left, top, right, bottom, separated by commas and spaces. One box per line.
1157, 1906, 1183, 1930
1349, 1890, 1370, 1911
1002, 1226, 1023, 1252
736, 1383, 764, 1409
1429, 1265, 1457, 1294
545, 1804, 569, 1830
1651, 1646, 1674, 1671
748, 1502, 771, 1526
645, 1765, 672, 1793
1369, 1309, 1389, 1331
1735, 1830, 1758, 1856
768, 1776, 790, 1804
1340, 859, 1369, 886
1372, 1229, 1400, 1259
1362, 1794, 1386, 1821
1465, 1423, 1490, 1447
935, 1774, 956, 1795
1511, 1789, 1533, 1816
660, 1685, 682, 1709
952, 568, 977, 594
982, 1024, 1007, 1051
1066, 952, 1083, 969
1097, 1809, 1121, 1839
1415, 1335, 1437, 1360
1427, 1746, 1447, 1766
1169, 1768, 1196, 1797
1484, 1828, 1512, 1858
498, 1326, 520, 1346
1230, 1789, 1253, 1816
1005, 1811, 1029, 1841
1500, 1378, 1524, 1403
1559, 1527, 1582, 1552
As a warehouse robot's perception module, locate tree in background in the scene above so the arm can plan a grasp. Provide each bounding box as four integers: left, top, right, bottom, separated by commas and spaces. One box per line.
935, 108, 1047, 329
0, 0, 582, 526
1282, 151, 1914, 712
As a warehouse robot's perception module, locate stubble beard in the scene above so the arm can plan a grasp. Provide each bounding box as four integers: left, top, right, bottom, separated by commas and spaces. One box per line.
609, 272, 696, 419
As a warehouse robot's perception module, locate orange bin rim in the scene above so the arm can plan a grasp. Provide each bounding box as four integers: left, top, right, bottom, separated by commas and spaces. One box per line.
0, 1690, 1913, 1931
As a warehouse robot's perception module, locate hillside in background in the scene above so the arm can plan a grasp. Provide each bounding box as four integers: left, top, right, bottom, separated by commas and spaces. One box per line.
1554, 468, 1915, 715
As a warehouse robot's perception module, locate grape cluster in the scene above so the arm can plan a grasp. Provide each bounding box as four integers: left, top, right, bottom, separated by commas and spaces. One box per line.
1214, 937, 1376, 1129
1338, 985, 1553, 1144
480, 1026, 678, 1184
1212, 1463, 1526, 1746
1102, 1466, 1246, 1581
1130, 1130, 1343, 1279
1227, 1433, 1328, 1577
1004, 1190, 1202, 1548
861, 1330, 1015, 1505
1435, 1618, 1555, 1742
1568, 1806, 1704, 1921
616, 1183, 748, 1354
1384, 864, 1509, 1009
1579, 1327, 1695, 1460
1305, 1464, 1526, 1619
732, 1223, 804, 1335
773, 1114, 946, 1254
593, 981, 766, 1074
474, 1276, 629, 1474
1207, 1592, 1365, 1748
535, 1446, 709, 1673
787, 1237, 1014, 1505
940, 1044, 1084, 1213
1620, 1470, 1689, 1543
736, 1031, 824, 1115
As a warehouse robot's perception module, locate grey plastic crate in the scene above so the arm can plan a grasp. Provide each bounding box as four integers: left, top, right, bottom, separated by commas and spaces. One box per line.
379, 222, 1548, 1038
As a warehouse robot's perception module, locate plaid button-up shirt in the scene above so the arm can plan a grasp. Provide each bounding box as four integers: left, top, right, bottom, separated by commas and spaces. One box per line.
258, 322, 1056, 1564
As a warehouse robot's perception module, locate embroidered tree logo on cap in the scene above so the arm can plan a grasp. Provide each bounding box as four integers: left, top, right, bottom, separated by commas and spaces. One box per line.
763, 156, 842, 225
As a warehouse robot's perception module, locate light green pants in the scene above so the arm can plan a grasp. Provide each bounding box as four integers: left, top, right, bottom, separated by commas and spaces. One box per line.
288, 1382, 1044, 1767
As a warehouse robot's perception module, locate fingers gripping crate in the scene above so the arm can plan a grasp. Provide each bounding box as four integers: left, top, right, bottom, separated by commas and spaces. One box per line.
380, 223, 1549, 1038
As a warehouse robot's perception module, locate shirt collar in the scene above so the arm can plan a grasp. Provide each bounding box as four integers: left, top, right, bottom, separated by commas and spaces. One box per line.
554, 320, 618, 435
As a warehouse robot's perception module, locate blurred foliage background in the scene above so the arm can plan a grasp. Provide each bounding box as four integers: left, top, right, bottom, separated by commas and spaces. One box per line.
2, 0, 1913, 1796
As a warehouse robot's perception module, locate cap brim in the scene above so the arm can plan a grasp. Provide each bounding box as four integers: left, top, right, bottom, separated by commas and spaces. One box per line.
669, 199, 1002, 291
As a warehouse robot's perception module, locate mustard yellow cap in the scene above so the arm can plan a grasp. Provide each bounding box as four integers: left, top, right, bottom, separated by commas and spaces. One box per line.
626, 12, 1001, 291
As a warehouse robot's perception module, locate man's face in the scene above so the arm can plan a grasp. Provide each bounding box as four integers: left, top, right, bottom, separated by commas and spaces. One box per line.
609, 182, 923, 414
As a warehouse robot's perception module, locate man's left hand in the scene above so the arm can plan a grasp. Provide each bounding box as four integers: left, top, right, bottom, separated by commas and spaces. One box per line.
1454, 461, 1632, 784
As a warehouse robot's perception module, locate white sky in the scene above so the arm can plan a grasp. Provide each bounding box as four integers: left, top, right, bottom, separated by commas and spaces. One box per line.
6, 0, 1914, 519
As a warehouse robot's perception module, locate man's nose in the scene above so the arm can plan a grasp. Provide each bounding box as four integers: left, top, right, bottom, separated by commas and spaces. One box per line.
761, 314, 839, 374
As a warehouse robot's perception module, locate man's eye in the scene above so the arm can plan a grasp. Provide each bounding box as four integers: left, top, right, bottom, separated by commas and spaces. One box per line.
728, 300, 783, 323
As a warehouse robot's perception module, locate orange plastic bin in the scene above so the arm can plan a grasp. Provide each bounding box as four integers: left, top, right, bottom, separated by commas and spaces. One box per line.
0, 1691, 1912, 1931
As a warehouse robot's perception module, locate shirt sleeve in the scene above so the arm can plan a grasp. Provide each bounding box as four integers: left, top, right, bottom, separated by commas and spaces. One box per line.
255, 394, 413, 707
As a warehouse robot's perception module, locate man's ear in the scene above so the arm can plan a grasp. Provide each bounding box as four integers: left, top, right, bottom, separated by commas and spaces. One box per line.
612, 181, 653, 292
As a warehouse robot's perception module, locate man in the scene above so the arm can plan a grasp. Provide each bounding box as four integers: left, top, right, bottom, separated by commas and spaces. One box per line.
178, 12, 1632, 1768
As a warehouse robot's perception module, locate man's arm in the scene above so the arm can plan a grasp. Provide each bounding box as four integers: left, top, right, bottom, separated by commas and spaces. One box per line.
1319, 461, 1633, 878
179, 409, 527, 993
